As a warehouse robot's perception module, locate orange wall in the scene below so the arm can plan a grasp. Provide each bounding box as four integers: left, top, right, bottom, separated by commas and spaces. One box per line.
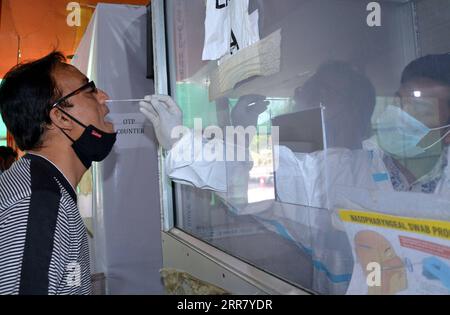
0, 0, 150, 77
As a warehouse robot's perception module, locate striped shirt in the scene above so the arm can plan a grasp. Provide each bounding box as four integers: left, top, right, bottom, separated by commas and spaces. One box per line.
0, 154, 91, 295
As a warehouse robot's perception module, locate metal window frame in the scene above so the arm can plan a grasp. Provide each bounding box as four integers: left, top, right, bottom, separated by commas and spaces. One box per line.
152, 0, 174, 232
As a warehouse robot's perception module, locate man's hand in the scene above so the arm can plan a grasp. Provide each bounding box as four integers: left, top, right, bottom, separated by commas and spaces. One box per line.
139, 95, 183, 151
231, 94, 270, 128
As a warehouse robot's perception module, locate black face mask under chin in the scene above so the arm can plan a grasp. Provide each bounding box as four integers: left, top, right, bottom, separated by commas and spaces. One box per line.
56, 107, 117, 169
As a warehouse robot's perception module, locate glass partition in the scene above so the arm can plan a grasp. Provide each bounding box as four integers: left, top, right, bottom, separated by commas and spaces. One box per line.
164, 0, 450, 294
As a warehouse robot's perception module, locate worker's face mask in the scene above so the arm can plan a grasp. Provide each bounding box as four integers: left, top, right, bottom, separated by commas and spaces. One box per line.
376, 105, 450, 158
56, 107, 117, 169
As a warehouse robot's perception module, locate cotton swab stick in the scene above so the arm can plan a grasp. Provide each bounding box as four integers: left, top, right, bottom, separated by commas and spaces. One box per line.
105, 99, 146, 103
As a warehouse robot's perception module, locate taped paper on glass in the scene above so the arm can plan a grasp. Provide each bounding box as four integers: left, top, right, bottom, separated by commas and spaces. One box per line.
209, 29, 281, 101
202, 0, 260, 61
108, 113, 153, 150
340, 209, 450, 295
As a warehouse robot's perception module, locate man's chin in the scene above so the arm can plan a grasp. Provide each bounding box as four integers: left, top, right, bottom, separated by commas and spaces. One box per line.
104, 122, 115, 132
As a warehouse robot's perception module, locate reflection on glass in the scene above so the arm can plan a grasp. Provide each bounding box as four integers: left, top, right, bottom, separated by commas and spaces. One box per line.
298, 61, 376, 150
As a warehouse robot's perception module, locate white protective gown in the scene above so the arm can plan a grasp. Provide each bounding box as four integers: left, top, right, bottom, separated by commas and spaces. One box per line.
165, 130, 450, 294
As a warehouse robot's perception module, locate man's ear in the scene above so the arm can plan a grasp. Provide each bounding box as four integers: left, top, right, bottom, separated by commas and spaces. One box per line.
49, 107, 73, 130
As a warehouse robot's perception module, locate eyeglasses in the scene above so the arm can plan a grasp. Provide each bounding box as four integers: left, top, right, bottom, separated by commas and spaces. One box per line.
52, 81, 97, 108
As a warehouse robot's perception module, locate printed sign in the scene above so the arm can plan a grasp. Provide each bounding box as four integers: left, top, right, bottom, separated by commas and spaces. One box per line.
339, 209, 450, 295
108, 113, 153, 150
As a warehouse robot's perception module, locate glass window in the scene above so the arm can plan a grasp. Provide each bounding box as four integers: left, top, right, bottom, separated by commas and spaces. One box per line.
164, 0, 450, 294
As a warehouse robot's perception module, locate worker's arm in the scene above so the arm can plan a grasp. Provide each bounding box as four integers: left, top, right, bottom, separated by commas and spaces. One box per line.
164, 128, 238, 193
140, 94, 268, 206
139, 94, 352, 212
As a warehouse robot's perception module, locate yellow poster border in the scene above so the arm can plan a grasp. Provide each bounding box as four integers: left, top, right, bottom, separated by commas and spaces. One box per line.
339, 209, 450, 241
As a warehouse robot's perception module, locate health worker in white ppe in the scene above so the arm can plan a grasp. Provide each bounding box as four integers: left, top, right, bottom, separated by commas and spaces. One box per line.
139, 54, 450, 294
275, 55, 450, 212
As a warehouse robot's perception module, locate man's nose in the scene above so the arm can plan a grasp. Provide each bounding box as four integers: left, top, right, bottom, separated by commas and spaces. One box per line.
98, 89, 110, 103
97, 89, 111, 115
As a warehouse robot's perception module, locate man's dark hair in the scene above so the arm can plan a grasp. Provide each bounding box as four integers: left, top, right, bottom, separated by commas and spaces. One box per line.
0, 51, 68, 151
401, 53, 450, 86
